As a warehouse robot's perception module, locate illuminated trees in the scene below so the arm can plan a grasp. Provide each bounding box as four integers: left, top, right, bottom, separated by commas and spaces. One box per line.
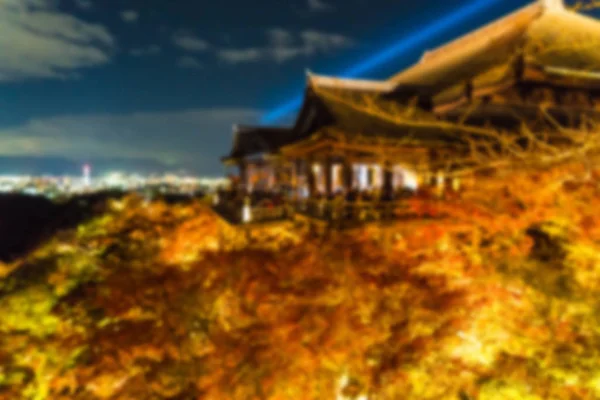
1, 169, 600, 399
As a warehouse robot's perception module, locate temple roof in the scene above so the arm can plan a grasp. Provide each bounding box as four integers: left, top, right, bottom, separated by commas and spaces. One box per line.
224, 0, 600, 163
306, 71, 395, 93
297, 1, 600, 120
223, 125, 295, 162
307, 85, 490, 146
290, 1, 600, 136
390, 1, 600, 96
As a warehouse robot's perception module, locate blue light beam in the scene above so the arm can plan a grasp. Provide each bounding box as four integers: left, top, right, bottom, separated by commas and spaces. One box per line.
261, 0, 505, 124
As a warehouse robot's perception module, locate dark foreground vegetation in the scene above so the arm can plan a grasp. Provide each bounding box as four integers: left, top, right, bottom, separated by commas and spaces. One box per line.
0, 192, 202, 262
0, 193, 122, 262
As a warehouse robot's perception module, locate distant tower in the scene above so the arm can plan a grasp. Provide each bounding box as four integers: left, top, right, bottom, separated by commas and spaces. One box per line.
83, 163, 92, 187
541, 0, 564, 11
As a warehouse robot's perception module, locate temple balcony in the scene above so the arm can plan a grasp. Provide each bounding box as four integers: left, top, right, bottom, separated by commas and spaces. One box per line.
212, 190, 294, 225
211, 186, 452, 228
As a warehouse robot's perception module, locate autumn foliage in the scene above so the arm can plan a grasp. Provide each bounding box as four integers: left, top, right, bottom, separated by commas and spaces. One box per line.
3, 163, 600, 399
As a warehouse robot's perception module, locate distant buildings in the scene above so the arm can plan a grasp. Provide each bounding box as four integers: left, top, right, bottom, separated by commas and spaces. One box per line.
0, 173, 227, 199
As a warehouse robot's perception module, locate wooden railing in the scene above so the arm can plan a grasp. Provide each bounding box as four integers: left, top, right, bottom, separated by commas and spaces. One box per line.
295, 199, 411, 223
213, 192, 414, 225
251, 205, 293, 222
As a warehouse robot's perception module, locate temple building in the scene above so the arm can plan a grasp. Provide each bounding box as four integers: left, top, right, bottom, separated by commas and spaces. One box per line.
220, 0, 600, 224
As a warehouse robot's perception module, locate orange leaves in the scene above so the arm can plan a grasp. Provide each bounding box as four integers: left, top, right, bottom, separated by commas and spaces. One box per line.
214, 289, 256, 332
6, 164, 600, 398
160, 208, 222, 264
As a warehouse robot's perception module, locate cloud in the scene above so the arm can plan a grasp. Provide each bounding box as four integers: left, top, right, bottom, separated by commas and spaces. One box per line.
74, 0, 93, 10
301, 30, 352, 51
218, 29, 353, 64
0, 0, 114, 82
177, 56, 203, 69
307, 0, 333, 12
268, 28, 294, 47
218, 49, 263, 64
172, 32, 210, 52
130, 45, 162, 57
120, 10, 139, 23
0, 108, 261, 174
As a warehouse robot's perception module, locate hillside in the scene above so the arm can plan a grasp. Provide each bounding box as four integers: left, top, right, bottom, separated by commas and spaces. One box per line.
2, 163, 600, 399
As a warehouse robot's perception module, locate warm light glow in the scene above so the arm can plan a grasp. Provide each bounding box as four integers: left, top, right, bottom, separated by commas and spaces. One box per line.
242, 204, 252, 223
337, 374, 368, 400
394, 165, 419, 190
404, 170, 419, 190
452, 177, 461, 192
242, 197, 252, 223
332, 164, 342, 192
358, 164, 369, 190
436, 171, 445, 188
372, 165, 382, 188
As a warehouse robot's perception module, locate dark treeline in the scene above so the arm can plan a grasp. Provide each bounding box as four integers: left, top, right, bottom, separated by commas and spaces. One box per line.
0, 192, 122, 262
0, 191, 203, 263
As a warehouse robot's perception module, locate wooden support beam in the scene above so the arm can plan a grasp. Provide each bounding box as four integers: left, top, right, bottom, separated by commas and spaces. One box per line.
239, 160, 249, 193
343, 159, 353, 192
291, 159, 300, 191
307, 157, 317, 197
383, 161, 394, 200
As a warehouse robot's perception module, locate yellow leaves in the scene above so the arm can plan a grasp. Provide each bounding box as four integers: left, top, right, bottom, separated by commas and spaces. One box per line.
587, 373, 600, 397
86, 372, 133, 399
7, 164, 600, 398
564, 242, 600, 290
479, 380, 542, 400
0, 286, 60, 337
541, 217, 576, 240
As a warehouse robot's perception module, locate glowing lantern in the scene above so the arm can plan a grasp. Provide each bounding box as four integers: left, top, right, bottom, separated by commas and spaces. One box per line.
242, 196, 252, 223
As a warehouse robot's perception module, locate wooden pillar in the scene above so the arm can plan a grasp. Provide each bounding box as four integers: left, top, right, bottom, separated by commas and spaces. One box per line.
296, 159, 306, 198
325, 158, 334, 197
343, 160, 353, 192
291, 159, 299, 190
307, 157, 317, 197
383, 161, 394, 199
446, 163, 462, 193
416, 172, 426, 188
423, 171, 435, 187
239, 160, 249, 193
269, 163, 278, 191
428, 149, 440, 188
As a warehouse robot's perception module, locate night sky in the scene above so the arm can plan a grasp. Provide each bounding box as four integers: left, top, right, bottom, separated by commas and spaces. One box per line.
0, 0, 585, 175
